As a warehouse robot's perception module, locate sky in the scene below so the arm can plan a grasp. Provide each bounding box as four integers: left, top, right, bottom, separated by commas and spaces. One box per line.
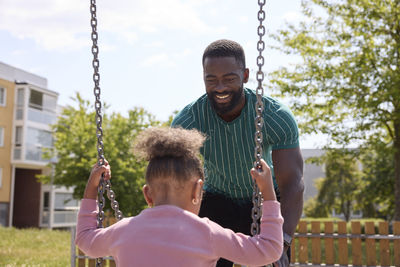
0, 0, 325, 148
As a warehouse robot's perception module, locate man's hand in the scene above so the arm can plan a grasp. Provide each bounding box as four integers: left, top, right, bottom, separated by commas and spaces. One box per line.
272, 246, 290, 267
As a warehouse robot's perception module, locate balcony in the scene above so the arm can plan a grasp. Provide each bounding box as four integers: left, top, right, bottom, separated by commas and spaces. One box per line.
25, 144, 52, 162
40, 189, 80, 228
41, 209, 79, 228
28, 107, 57, 125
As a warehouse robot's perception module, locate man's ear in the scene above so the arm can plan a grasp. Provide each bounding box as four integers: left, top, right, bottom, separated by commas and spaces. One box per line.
243, 68, 250, 83
142, 184, 153, 207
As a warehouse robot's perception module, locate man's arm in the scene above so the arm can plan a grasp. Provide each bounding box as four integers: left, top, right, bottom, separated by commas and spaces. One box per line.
272, 147, 304, 237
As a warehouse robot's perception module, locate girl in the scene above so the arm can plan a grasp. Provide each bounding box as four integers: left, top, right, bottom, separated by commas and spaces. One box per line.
75, 127, 283, 266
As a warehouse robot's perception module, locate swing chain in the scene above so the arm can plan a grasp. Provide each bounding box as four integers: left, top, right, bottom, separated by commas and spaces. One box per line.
90, 0, 103, 165
90, 0, 123, 220
90, 0, 123, 265
251, 0, 266, 237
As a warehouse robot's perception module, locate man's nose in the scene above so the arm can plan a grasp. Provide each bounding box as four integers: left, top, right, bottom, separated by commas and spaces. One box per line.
215, 80, 226, 91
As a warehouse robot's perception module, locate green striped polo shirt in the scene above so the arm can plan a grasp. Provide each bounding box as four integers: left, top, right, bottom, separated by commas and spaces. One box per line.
171, 88, 299, 200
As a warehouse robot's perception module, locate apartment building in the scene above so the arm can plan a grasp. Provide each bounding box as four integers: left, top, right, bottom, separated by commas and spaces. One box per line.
0, 62, 78, 228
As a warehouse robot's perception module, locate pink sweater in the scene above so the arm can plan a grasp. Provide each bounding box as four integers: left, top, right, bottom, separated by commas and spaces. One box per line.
76, 199, 283, 267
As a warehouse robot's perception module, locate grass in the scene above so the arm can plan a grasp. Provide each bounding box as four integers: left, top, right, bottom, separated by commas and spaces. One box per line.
0, 226, 70, 266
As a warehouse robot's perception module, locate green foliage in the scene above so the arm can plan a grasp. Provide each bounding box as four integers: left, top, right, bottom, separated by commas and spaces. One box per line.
163, 110, 179, 127
304, 149, 362, 221
357, 140, 395, 220
304, 191, 330, 218
270, 0, 400, 219
40, 93, 161, 216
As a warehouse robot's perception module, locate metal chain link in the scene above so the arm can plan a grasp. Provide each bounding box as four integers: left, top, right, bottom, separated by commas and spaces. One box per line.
89, 0, 266, 263
251, 0, 266, 237
90, 1, 123, 265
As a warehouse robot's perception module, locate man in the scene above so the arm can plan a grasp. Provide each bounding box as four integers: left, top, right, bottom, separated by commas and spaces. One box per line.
172, 39, 304, 267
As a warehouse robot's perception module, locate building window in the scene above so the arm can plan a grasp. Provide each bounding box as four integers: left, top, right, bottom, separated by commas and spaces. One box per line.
29, 89, 57, 113
29, 89, 43, 110
0, 88, 5, 106
43, 94, 57, 112
41, 191, 50, 225
16, 88, 24, 120
25, 127, 53, 162
15, 126, 22, 146
43, 192, 50, 210
17, 88, 24, 106
0, 203, 8, 226
55, 192, 79, 209
26, 127, 53, 147
0, 127, 4, 147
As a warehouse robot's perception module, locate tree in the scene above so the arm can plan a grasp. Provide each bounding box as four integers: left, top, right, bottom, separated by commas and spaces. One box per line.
269, 0, 400, 220
41, 93, 160, 216
303, 188, 330, 218
304, 149, 362, 221
356, 140, 395, 220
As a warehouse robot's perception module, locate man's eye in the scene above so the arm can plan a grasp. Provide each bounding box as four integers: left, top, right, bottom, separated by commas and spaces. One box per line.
224, 78, 235, 83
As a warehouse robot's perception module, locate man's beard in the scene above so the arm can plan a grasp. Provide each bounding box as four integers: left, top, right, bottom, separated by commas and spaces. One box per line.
207, 86, 244, 116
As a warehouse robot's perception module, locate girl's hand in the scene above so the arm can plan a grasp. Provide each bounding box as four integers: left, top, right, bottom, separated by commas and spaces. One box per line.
88, 160, 111, 187
250, 159, 276, 201
84, 159, 111, 199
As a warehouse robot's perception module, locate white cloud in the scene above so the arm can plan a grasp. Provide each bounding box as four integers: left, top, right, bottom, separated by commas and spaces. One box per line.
0, 0, 88, 50
244, 41, 253, 52
141, 47, 192, 67
101, 43, 117, 53
282, 11, 301, 22
239, 16, 249, 23
119, 32, 138, 46
11, 49, 27, 56
142, 53, 175, 67
100, 0, 216, 34
0, 0, 221, 51
145, 41, 165, 48
181, 48, 192, 56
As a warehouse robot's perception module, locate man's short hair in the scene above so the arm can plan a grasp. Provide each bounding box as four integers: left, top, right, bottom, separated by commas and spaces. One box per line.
202, 39, 246, 69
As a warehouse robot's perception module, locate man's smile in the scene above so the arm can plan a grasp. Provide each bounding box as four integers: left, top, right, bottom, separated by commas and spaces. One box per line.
214, 92, 231, 103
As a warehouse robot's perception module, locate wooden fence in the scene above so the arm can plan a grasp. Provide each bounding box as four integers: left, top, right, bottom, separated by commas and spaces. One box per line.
290, 221, 400, 267
71, 214, 117, 267
71, 220, 400, 267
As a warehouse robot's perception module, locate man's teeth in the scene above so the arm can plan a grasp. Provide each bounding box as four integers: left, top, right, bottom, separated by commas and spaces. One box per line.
216, 94, 229, 99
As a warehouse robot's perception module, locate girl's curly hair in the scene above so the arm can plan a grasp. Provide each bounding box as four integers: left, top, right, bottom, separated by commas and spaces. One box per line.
134, 127, 206, 184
